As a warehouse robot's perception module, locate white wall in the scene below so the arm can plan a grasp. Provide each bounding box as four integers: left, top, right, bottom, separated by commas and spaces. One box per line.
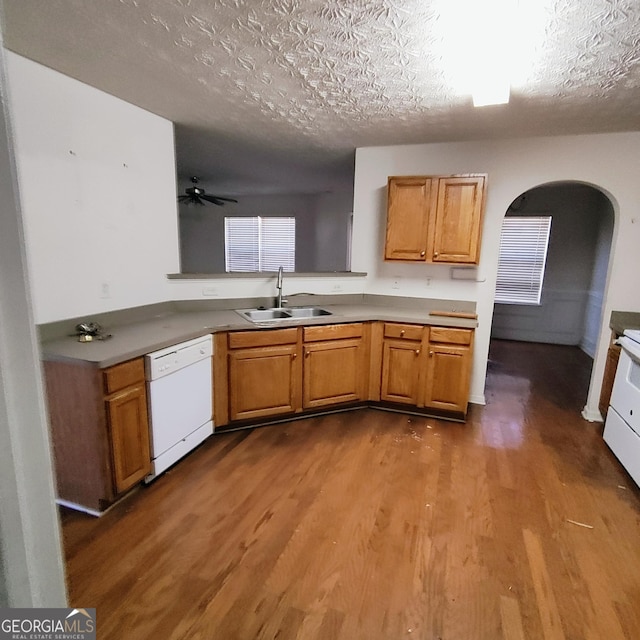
6, 52, 180, 324
0, 42, 66, 607
352, 134, 640, 417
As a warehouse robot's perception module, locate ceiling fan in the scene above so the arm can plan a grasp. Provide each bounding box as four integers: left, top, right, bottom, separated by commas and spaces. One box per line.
177, 176, 238, 206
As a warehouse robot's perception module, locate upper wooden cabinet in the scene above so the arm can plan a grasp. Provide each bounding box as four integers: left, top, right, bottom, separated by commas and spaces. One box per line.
384, 174, 487, 264
384, 177, 435, 261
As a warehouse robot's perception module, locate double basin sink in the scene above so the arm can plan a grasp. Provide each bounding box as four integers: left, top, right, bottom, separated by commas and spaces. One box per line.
237, 306, 332, 323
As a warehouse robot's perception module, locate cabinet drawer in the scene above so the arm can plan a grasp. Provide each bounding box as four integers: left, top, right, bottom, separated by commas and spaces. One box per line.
303, 323, 363, 342
103, 358, 145, 395
429, 327, 473, 345
383, 323, 424, 341
228, 328, 298, 349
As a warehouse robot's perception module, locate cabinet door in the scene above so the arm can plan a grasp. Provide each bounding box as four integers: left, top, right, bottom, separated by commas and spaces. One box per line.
424, 344, 472, 413
106, 384, 151, 494
380, 339, 424, 405
228, 344, 300, 421
303, 338, 364, 409
384, 177, 434, 261
431, 176, 485, 264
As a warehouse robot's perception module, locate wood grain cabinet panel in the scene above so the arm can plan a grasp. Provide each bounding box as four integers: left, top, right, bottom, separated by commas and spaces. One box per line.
222, 323, 369, 424
303, 338, 366, 409
380, 323, 427, 406
380, 338, 424, 405
385, 174, 486, 265
106, 383, 151, 494
44, 356, 151, 512
378, 322, 474, 416
431, 176, 486, 263
424, 328, 474, 414
384, 177, 434, 261
228, 344, 301, 421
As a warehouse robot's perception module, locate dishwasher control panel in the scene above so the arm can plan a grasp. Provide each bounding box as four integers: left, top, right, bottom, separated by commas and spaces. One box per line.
145, 335, 213, 381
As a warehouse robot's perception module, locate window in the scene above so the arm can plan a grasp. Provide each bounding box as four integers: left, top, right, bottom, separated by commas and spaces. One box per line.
495, 216, 552, 305
224, 216, 295, 273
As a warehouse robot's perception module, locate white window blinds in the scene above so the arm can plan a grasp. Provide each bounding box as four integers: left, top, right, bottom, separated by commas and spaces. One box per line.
495, 216, 552, 305
224, 217, 295, 273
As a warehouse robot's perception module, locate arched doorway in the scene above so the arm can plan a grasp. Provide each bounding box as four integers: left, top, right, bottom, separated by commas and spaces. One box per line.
490, 181, 615, 414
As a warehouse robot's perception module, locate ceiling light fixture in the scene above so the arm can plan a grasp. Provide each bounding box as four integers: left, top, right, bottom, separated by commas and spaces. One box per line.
436, 0, 551, 107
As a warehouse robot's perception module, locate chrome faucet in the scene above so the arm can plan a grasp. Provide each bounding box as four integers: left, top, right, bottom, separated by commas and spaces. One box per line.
275, 266, 286, 308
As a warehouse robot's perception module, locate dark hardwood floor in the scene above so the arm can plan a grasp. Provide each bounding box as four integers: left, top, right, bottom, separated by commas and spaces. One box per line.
60, 339, 640, 639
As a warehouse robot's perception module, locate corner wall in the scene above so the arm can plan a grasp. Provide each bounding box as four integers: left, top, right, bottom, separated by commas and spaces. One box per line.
5, 52, 180, 324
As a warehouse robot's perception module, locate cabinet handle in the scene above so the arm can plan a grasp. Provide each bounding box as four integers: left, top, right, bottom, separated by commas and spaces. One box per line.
415, 349, 421, 355
305, 351, 310, 358
420, 251, 426, 257
292, 353, 297, 359
433, 251, 439, 258
429, 350, 434, 357
400, 330, 405, 337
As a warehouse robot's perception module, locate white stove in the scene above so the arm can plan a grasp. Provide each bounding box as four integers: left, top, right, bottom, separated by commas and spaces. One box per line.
603, 329, 640, 487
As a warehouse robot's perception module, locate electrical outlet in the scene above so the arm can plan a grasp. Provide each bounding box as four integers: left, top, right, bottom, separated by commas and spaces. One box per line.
332, 283, 343, 292
426, 277, 432, 287
202, 286, 218, 297
392, 277, 401, 290
100, 282, 111, 299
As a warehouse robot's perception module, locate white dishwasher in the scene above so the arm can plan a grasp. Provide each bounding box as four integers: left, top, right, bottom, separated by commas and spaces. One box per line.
145, 334, 213, 482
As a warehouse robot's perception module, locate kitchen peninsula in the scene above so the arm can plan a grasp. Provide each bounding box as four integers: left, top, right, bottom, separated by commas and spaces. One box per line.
41, 294, 477, 514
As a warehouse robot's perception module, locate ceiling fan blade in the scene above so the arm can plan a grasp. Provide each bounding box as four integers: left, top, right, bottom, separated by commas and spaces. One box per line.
177, 195, 190, 202
200, 194, 235, 205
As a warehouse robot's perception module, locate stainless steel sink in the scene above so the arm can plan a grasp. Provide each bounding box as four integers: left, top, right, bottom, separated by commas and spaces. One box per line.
240, 308, 292, 321
286, 307, 332, 318
236, 306, 332, 323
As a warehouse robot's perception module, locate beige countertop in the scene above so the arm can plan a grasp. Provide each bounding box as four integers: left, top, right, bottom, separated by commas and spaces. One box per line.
609, 311, 640, 337
40, 297, 478, 369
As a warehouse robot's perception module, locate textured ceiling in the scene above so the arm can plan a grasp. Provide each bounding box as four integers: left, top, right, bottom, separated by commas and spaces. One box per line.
3, 0, 640, 195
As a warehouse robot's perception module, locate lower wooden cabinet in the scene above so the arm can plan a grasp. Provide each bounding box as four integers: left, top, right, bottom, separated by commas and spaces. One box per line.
44, 356, 151, 512
302, 324, 368, 409
379, 323, 474, 415
217, 324, 369, 425
380, 323, 425, 405
229, 344, 300, 421
105, 380, 151, 494
424, 327, 473, 413
224, 327, 301, 422
215, 320, 474, 429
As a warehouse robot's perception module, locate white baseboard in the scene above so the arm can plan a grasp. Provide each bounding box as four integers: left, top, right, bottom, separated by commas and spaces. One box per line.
55, 498, 104, 517
469, 393, 486, 406
581, 405, 604, 423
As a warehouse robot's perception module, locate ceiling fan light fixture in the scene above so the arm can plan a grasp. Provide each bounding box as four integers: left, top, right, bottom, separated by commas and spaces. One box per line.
436, 0, 550, 107
177, 176, 238, 207
472, 82, 510, 107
